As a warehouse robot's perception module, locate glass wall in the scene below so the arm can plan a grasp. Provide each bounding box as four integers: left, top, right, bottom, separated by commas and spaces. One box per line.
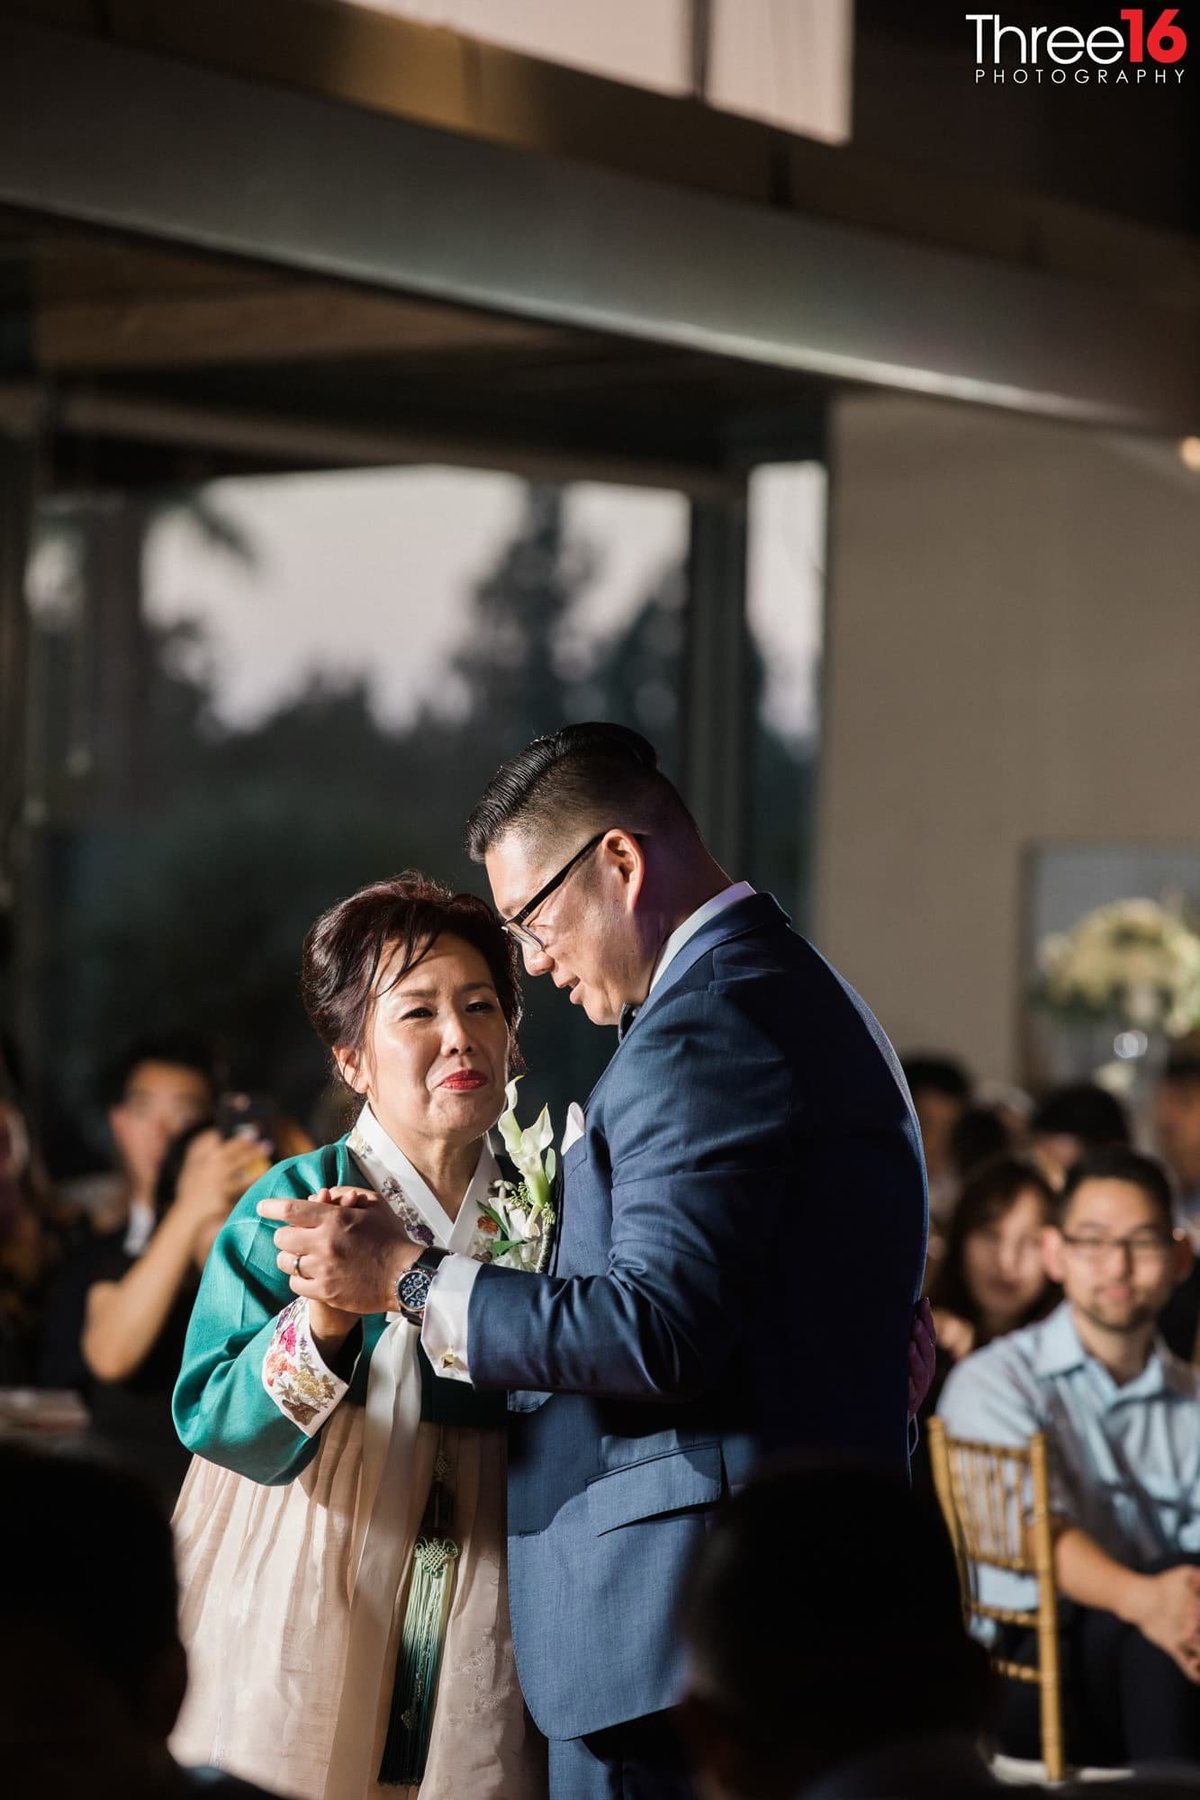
21, 470, 688, 1172
18, 455, 826, 1176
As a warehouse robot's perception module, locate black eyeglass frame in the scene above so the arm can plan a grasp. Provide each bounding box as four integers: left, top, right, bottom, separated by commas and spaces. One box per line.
501, 830, 609, 952
1057, 1230, 1177, 1263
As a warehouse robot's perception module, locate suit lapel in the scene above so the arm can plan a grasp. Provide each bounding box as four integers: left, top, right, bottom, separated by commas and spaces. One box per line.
576, 893, 788, 1120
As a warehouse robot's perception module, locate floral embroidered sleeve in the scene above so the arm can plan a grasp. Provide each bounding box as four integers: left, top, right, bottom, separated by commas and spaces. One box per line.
262, 1297, 349, 1436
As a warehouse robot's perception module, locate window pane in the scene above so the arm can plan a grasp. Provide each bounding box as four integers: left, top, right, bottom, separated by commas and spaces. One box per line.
746, 463, 825, 928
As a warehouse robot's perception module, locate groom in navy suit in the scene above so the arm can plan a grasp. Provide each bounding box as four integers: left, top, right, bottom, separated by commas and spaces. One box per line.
267, 723, 929, 1798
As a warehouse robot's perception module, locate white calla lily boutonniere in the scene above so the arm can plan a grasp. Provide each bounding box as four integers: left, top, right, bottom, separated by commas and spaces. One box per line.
471, 1079, 558, 1271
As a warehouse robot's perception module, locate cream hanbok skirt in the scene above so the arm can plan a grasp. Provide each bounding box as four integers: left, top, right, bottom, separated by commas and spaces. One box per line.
171, 1408, 545, 1800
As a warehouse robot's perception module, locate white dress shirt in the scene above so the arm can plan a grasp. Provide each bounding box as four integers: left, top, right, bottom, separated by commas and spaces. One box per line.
422, 881, 756, 1382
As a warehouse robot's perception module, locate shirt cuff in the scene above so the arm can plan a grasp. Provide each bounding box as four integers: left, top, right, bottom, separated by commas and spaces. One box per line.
262, 1296, 349, 1436
421, 1253, 481, 1383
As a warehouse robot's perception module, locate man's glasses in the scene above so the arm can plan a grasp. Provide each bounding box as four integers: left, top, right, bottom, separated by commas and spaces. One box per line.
1059, 1231, 1175, 1266
502, 831, 607, 953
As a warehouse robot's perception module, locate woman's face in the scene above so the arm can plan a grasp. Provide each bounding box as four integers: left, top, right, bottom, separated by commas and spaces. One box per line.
961, 1188, 1049, 1332
338, 933, 511, 1157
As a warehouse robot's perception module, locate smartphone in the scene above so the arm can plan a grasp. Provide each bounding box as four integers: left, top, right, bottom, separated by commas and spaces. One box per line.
216, 1091, 276, 1159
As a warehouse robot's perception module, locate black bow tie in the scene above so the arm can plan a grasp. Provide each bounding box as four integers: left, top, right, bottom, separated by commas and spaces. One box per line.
618, 1002, 639, 1043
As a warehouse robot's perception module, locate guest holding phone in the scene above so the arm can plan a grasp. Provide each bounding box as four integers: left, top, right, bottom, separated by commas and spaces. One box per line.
40, 1033, 221, 1402
79, 1114, 273, 1501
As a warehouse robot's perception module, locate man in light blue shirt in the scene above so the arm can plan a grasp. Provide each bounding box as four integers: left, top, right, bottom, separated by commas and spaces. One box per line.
939, 1145, 1200, 1768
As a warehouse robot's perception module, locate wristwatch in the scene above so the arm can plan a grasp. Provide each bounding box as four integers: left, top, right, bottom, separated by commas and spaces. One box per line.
395, 1246, 449, 1326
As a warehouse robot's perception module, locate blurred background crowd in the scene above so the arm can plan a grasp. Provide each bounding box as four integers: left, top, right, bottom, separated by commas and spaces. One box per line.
910, 1049, 1200, 1442
6, 1017, 1200, 1508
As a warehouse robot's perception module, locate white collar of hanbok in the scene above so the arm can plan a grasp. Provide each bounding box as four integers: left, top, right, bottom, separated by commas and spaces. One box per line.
347, 1103, 497, 1253
332, 1105, 500, 1793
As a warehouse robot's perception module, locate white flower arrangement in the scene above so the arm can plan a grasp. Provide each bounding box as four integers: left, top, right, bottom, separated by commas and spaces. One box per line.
1038, 898, 1200, 1037
469, 1079, 558, 1272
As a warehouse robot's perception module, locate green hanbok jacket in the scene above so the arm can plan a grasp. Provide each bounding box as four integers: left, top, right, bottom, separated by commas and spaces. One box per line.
172, 1138, 501, 1488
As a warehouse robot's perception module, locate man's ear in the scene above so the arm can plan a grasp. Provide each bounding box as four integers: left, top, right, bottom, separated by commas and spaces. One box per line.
1042, 1224, 1067, 1284
603, 828, 646, 906
334, 1046, 369, 1096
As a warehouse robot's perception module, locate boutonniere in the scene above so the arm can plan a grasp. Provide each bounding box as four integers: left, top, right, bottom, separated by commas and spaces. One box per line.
470, 1079, 558, 1272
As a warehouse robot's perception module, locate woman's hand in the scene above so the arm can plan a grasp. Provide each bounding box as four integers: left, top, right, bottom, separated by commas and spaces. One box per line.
322, 1186, 379, 1209
307, 1298, 362, 1360
930, 1305, 974, 1364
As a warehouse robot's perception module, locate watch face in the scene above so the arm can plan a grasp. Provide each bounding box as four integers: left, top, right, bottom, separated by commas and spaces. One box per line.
397, 1266, 433, 1313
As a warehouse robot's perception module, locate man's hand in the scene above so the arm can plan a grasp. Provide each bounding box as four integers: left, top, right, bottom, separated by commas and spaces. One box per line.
1124, 1564, 1200, 1682
907, 1296, 937, 1420
257, 1188, 424, 1316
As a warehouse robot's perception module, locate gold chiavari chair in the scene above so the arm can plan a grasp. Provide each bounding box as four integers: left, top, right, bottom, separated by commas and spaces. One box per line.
926, 1418, 1065, 1784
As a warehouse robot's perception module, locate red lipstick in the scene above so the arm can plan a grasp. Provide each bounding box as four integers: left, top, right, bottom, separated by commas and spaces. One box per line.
441, 1071, 487, 1091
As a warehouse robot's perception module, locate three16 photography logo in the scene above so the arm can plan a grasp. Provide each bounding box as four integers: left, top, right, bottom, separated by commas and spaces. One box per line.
968, 7, 1187, 83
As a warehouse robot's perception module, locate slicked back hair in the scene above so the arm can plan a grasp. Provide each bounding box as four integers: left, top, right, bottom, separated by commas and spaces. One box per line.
465, 723, 697, 864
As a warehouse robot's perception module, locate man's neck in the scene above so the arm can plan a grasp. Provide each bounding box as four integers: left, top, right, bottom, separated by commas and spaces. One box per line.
1070, 1305, 1157, 1386
660, 868, 736, 932
633, 860, 738, 996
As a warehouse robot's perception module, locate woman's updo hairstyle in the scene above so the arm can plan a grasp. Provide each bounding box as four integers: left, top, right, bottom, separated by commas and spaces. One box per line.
301, 874, 522, 1078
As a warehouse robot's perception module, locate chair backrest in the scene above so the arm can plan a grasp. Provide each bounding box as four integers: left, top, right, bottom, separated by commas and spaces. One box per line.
926, 1417, 1064, 1782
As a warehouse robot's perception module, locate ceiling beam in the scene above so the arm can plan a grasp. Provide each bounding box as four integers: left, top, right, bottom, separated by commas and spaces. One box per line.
0, 380, 739, 498
32, 282, 567, 370
0, 18, 1197, 435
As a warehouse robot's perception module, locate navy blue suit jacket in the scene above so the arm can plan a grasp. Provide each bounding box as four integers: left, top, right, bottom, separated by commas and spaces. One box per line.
464, 894, 928, 1739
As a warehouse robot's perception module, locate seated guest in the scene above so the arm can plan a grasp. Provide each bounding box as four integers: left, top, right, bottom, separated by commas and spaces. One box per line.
949, 1103, 1018, 1186
1155, 1049, 1200, 1239
903, 1052, 973, 1227
678, 1460, 999, 1800
1029, 1082, 1131, 1188
928, 1156, 1059, 1368
40, 1032, 220, 1393
938, 1146, 1200, 1768
0, 1440, 284, 1800
913, 1156, 1059, 1504
1154, 1054, 1200, 1362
